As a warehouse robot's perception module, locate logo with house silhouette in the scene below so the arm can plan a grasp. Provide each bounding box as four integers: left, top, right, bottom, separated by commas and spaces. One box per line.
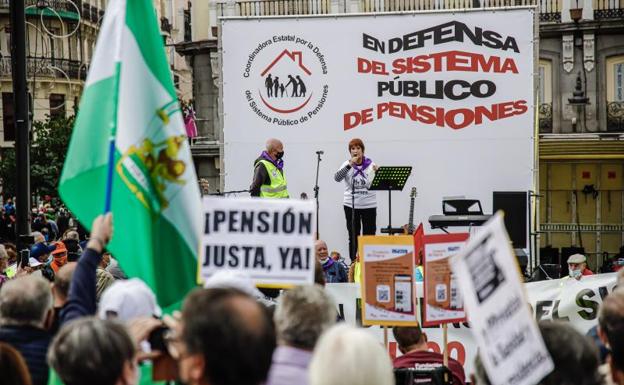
260, 49, 314, 113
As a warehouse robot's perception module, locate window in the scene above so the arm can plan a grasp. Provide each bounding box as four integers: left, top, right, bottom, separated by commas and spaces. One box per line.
49, 94, 66, 120
606, 55, 624, 102
538, 59, 553, 104
2, 93, 14, 142
538, 60, 553, 133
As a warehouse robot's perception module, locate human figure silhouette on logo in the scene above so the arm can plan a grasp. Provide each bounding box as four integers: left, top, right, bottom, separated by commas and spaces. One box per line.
296, 75, 306, 97
265, 74, 273, 97
279, 84, 286, 98
286, 75, 298, 97
273, 76, 280, 98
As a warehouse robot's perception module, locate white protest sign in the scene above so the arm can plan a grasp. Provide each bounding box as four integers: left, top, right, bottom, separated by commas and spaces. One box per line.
325, 272, 616, 378
450, 212, 553, 385
200, 197, 315, 287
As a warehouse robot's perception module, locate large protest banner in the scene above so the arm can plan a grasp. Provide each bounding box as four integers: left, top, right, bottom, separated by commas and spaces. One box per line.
199, 197, 315, 287
221, 9, 536, 260
326, 272, 616, 378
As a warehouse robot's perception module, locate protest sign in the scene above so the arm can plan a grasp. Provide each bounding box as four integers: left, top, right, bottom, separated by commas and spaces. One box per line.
199, 197, 315, 287
326, 272, 617, 377
423, 233, 469, 326
360, 235, 418, 326
450, 212, 553, 385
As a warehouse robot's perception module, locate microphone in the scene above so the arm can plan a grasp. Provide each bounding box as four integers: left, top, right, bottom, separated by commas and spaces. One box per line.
316, 150, 324, 155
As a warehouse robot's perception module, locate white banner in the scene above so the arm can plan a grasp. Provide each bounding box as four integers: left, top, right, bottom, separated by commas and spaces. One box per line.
221, 9, 536, 260
200, 197, 315, 287
326, 273, 616, 378
450, 213, 553, 385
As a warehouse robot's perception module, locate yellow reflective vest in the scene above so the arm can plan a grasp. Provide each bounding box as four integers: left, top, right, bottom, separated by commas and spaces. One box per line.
258, 159, 289, 198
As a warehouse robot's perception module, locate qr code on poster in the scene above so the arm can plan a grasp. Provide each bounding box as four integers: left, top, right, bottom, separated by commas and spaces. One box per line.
436, 284, 447, 302
376, 285, 390, 303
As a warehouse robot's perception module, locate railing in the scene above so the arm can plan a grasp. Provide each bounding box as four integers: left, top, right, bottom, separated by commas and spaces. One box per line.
607, 101, 624, 132
594, 0, 624, 19
217, 0, 566, 20
0, 57, 88, 81
539, 0, 561, 21
219, 0, 333, 16
0, 0, 105, 24
539, 103, 553, 133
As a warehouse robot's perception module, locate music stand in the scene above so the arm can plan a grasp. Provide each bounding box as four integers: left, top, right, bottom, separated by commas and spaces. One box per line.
369, 166, 412, 235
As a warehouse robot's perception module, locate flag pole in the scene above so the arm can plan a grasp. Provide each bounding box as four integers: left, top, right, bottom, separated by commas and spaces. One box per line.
104, 137, 116, 213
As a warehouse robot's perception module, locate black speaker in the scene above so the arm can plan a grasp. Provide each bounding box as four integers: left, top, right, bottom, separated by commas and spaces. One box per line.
493, 191, 527, 249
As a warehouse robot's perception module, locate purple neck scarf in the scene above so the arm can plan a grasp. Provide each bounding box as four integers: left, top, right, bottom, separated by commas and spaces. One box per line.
352, 156, 372, 178
261, 151, 283, 171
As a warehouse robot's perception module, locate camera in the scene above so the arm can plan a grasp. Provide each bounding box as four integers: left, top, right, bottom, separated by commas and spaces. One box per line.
148, 325, 170, 352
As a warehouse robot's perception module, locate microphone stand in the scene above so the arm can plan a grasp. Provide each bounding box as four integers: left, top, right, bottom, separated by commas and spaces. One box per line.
314, 151, 322, 239
351, 171, 356, 262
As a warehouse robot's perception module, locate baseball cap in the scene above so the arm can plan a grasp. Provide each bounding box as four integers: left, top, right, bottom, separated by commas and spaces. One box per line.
51, 242, 67, 257
98, 278, 162, 321
30, 242, 56, 261
567, 253, 587, 264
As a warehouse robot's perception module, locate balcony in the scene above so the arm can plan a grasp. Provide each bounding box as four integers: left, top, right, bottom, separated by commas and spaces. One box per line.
216, 0, 564, 19
607, 101, 624, 132
0, 0, 104, 24
594, 0, 624, 19
0, 56, 87, 81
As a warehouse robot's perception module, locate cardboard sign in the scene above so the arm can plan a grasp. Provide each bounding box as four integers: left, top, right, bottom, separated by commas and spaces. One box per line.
450, 212, 553, 385
360, 235, 418, 326
326, 272, 617, 378
423, 233, 469, 326
199, 197, 315, 288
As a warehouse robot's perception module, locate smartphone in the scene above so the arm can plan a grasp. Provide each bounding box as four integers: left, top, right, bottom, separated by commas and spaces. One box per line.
394, 274, 413, 313
19, 249, 30, 269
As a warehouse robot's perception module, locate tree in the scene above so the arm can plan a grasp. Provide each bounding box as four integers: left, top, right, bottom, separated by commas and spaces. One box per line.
0, 115, 75, 199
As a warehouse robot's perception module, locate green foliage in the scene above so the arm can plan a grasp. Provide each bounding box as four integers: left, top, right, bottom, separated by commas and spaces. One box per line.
0, 115, 75, 198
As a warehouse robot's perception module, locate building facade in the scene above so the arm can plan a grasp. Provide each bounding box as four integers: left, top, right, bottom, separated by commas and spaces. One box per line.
0, 0, 104, 145
0, 0, 191, 145
180, 0, 624, 271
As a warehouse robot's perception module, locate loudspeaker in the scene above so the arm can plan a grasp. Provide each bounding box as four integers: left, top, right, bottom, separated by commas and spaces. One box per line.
493, 191, 527, 249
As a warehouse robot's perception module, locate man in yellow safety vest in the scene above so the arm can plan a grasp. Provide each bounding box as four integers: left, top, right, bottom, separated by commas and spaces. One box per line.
250, 138, 289, 198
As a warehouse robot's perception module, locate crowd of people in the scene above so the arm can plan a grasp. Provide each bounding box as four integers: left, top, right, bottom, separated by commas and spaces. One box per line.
0, 182, 622, 385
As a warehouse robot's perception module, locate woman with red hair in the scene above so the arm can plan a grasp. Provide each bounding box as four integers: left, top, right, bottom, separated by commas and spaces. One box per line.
334, 138, 378, 261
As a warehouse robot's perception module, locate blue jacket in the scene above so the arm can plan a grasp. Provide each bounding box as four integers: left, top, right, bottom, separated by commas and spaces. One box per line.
322, 259, 347, 283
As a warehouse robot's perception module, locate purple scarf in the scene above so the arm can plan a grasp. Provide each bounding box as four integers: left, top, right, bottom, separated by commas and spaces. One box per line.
322, 258, 334, 271
260, 151, 284, 171
352, 156, 372, 178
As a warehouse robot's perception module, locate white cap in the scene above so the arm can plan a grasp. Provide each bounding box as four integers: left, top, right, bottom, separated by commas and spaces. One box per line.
98, 278, 162, 321
203, 270, 264, 300
567, 253, 587, 264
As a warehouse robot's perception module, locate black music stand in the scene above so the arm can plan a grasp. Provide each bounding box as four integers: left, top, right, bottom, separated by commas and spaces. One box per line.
369, 166, 412, 235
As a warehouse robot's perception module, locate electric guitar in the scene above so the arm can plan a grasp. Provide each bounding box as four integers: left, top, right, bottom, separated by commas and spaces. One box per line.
403, 187, 418, 235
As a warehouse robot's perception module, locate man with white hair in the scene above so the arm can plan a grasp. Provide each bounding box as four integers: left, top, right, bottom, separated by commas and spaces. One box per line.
0, 275, 54, 385
250, 138, 289, 198
567, 253, 593, 280
266, 285, 336, 385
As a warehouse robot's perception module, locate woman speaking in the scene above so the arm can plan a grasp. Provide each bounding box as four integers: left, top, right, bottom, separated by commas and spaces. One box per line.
334, 138, 378, 261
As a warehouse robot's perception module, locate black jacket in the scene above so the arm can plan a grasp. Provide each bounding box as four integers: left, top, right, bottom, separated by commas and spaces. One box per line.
0, 325, 52, 385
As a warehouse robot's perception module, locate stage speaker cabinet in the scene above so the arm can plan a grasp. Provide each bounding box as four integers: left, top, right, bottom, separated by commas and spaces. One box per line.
493, 191, 527, 249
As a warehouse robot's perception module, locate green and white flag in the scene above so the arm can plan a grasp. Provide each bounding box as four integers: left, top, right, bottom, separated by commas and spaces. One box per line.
59, 0, 201, 307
